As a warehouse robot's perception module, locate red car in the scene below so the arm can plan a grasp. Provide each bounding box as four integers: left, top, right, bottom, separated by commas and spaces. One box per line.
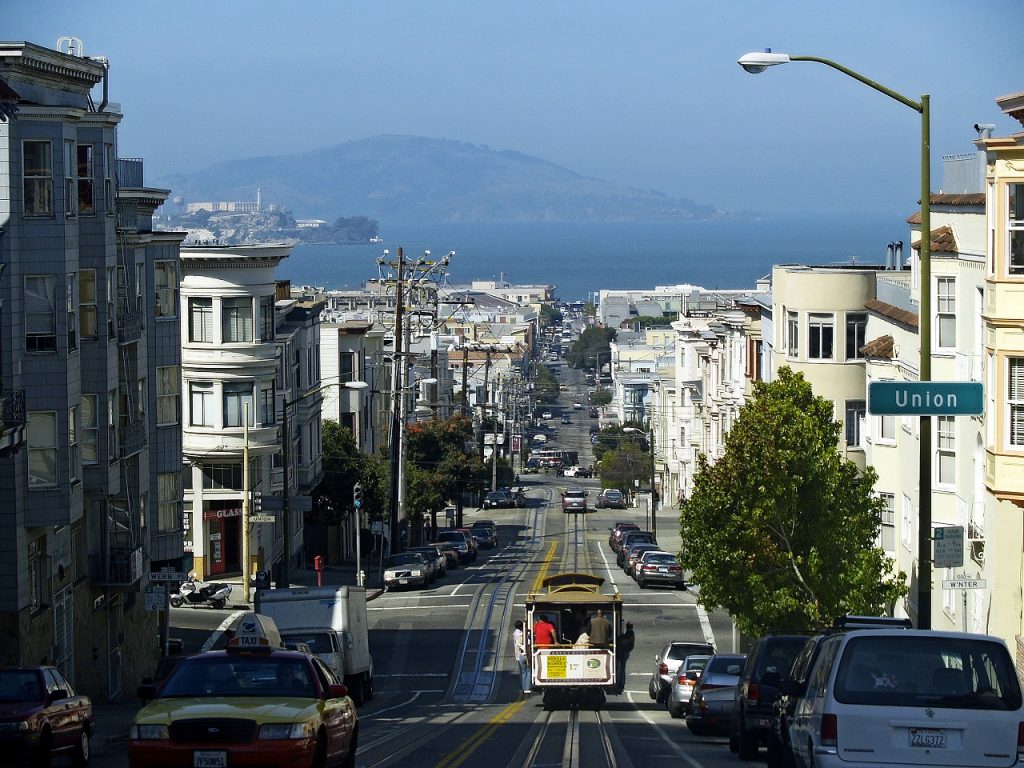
0, 666, 93, 766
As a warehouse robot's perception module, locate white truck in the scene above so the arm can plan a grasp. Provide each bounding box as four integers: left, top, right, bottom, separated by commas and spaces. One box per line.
255, 585, 374, 704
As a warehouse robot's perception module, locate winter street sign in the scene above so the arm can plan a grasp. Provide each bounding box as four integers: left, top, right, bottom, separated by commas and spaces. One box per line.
942, 578, 986, 590
868, 381, 983, 416
933, 526, 964, 569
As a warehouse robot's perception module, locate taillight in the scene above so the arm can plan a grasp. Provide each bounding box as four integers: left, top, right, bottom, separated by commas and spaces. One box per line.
1017, 723, 1024, 756
643, 564, 656, 572
820, 714, 837, 747
658, 663, 668, 675
677, 674, 687, 684
746, 682, 761, 705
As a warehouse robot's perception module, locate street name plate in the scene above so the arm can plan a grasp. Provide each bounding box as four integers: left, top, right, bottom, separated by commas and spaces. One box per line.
933, 526, 964, 569
868, 381, 983, 415
149, 571, 188, 582
250, 513, 276, 523
942, 578, 986, 590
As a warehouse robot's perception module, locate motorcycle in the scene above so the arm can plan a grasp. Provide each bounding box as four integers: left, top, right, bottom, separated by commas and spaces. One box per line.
170, 577, 232, 609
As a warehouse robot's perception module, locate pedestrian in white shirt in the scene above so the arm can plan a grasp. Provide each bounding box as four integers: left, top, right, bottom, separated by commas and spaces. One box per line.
512, 620, 531, 693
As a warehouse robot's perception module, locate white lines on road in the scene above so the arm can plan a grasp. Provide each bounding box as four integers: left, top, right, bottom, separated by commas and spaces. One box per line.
597, 539, 619, 591
368, 603, 472, 611
200, 610, 246, 652
697, 604, 715, 647
624, 691, 706, 768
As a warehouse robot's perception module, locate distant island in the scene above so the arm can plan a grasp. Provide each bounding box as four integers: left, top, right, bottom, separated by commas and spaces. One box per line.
156, 207, 379, 246
153, 134, 724, 224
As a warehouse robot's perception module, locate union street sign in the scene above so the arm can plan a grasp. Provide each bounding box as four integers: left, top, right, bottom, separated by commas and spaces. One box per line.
868, 382, 983, 416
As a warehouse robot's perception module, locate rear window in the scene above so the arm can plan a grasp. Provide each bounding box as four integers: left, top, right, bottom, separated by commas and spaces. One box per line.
644, 554, 676, 565
708, 655, 745, 674
834, 635, 1023, 710
668, 643, 715, 661
756, 638, 809, 677
280, 631, 335, 655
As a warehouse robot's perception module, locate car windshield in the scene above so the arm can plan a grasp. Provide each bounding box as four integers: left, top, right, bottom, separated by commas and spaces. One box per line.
0, 671, 42, 702
437, 532, 464, 542
161, 656, 315, 698
605, 490, 623, 498
280, 631, 334, 655
411, 548, 438, 558
388, 553, 423, 566
668, 644, 714, 661
706, 655, 745, 673
834, 635, 1023, 710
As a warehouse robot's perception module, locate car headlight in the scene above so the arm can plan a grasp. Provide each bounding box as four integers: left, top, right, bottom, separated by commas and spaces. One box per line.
410, 569, 423, 577
259, 722, 315, 740
0, 721, 30, 732
130, 724, 169, 740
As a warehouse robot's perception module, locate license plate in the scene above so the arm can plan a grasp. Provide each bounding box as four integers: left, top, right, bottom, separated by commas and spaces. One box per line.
399, 578, 408, 584
194, 751, 227, 768
659, 567, 668, 572
909, 729, 946, 748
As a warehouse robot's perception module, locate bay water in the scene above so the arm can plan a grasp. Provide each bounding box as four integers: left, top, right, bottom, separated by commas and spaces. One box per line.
275, 213, 910, 301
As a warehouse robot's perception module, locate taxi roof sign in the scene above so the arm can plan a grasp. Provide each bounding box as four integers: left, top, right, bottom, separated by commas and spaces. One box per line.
227, 612, 283, 652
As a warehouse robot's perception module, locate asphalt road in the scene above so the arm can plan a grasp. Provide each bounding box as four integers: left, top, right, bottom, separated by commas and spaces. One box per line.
89, 355, 747, 768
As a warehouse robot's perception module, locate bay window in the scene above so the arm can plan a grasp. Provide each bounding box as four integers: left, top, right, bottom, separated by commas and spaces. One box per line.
23, 140, 53, 216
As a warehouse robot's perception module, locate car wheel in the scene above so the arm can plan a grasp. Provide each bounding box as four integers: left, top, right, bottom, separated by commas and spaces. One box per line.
340, 728, 358, 768
311, 731, 328, 768
688, 723, 705, 736
738, 729, 759, 760
32, 728, 52, 768
669, 704, 682, 719
637, 578, 647, 589
729, 729, 740, 753
364, 674, 374, 701
71, 728, 90, 766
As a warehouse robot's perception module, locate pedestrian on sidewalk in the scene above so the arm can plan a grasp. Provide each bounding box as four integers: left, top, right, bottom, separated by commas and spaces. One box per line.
615, 622, 635, 693
512, 620, 531, 693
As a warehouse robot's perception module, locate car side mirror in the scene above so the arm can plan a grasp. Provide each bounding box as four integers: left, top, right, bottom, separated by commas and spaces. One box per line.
761, 671, 780, 688
327, 683, 350, 700
48, 688, 69, 704
137, 683, 157, 702
779, 679, 806, 697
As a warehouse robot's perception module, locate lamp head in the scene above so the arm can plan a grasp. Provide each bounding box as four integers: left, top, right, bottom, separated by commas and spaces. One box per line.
344, 381, 369, 390
738, 50, 791, 74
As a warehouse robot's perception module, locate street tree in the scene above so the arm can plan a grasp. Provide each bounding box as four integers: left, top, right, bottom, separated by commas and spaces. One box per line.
678, 367, 906, 636
589, 387, 612, 407
566, 327, 615, 369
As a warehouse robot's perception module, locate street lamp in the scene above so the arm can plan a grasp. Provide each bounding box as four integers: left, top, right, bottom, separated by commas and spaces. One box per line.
738, 50, 933, 628
623, 427, 657, 536
278, 379, 368, 589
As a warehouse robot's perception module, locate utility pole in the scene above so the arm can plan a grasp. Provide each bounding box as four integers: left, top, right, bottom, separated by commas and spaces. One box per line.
386, 248, 405, 557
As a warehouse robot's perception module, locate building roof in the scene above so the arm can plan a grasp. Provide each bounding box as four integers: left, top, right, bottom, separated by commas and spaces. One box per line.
859, 334, 895, 359
997, 91, 1024, 128
909, 224, 957, 253
864, 298, 918, 328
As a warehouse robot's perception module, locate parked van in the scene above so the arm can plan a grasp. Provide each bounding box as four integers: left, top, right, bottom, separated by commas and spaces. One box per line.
784, 629, 1023, 768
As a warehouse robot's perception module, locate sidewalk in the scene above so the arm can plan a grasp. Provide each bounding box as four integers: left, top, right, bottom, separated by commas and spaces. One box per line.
220, 562, 386, 610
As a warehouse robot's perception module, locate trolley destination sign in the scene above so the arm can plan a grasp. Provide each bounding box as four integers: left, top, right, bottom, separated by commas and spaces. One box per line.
868, 381, 983, 416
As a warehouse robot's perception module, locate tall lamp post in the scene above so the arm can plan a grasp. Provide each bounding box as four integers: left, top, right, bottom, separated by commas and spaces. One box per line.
738, 50, 932, 628
279, 379, 368, 589
624, 426, 657, 536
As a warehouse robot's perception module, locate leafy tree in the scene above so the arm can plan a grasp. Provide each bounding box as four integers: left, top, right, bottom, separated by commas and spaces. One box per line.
596, 440, 650, 496
311, 421, 388, 531
589, 387, 612, 407
532, 362, 560, 404
566, 327, 616, 370
678, 368, 907, 636
540, 303, 563, 325
583, 301, 596, 317
628, 314, 673, 329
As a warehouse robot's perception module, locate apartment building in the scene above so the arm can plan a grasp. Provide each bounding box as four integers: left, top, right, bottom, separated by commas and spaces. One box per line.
0, 41, 186, 700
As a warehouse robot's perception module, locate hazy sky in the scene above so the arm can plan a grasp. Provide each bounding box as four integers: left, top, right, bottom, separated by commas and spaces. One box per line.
9, 1, 1022, 216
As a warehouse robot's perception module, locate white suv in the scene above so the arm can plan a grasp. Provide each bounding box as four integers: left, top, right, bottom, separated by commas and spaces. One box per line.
786, 628, 1023, 768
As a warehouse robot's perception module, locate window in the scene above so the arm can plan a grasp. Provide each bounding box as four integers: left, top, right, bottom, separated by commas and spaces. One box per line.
69, 405, 79, 483
1009, 183, 1024, 276
936, 416, 955, 485
79, 270, 97, 339
108, 389, 118, 459
81, 395, 98, 465
201, 464, 242, 491
23, 140, 53, 216
902, 493, 914, 551
878, 412, 896, 443
28, 411, 58, 487
846, 312, 867, 360
77, 144, 94, 214
158, 473, 180, 533
222, 297, 253, 343
808, 313, 834, 360
135, 261, 145, 312
190, 381, 214, 427
1009, 357, 1024, 447
189, 297, 213, 342
845, 400, 866, 447
260, 296, 275, 342
259, 383, 276, 426
28, 538, 48, 609
879, 492, 895, 526
25, 275, 57, 352
936, 277, 956, 349
64, 140, 77, 216
223, 382, 255, 427
157, 366, 181, 425
66, 273, 77, 352
104, 144, 114, 215
155, 261, 178, 318
106, 268, 116, 338
786, 311, 799, 357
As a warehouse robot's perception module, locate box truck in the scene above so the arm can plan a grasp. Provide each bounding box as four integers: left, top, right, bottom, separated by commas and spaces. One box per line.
255, 585, 374, 704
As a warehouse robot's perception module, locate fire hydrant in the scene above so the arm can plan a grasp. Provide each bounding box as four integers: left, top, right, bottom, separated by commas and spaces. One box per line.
313, 555, 324, 586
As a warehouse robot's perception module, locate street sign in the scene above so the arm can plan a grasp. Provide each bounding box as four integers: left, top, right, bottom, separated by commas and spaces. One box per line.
868, 381, 983, 415
933, 526, 964, 569
144, 585, 166, 611
289, 496, 313, 513
149, 570, 188, 582
942, 578, 987, 590
260, 496, 284, 512
250, 513, 276, 523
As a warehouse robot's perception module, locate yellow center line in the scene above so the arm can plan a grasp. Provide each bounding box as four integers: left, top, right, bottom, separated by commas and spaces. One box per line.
531, 541, 558, 594
434, 698, 528, 768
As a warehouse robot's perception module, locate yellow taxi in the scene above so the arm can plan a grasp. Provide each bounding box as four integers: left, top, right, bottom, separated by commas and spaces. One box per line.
129, 613, 357, 768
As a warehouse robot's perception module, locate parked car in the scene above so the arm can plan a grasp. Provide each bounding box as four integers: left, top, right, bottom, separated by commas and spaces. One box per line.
0, 666, 94, 766
616, 531, 657, 566
482, 490, 513, 509
608, 521, 641, 552
595, 488, 627, 509
562, 465, 593, 478
573, 402, 583, 409
431, 540, 460, 570
469, 521, 497, 549
649, 641, 717, 703
785, 629, 1023, 768
685, 653, 746, 736
560, 414, 571, 424
383, 552, 430, 590
409, 545, 447, 579
667, 654, 711, 718
435, 529, 476, 564
635, 550, 686, 590
731, 635, 809, 759
541, 411, 553, 419
623, 543, 662, 577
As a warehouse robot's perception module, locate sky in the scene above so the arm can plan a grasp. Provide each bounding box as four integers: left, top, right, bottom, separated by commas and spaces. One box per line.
8, 1, 1023, 217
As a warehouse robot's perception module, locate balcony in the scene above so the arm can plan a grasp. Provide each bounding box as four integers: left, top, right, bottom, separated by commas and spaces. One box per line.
0, 389, 26, 456
90, 545, 144, 588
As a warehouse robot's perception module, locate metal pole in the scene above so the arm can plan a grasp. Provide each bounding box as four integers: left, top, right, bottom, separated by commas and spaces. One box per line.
916, 94, 933, 630
388, 249, 405, 558
242, 404, 250, 603
649, 426, 657, 537
279, 404, 290, 589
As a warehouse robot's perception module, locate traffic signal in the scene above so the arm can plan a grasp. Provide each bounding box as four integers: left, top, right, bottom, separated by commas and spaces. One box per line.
253, 491, 262, 512
353, 483, 363, 508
